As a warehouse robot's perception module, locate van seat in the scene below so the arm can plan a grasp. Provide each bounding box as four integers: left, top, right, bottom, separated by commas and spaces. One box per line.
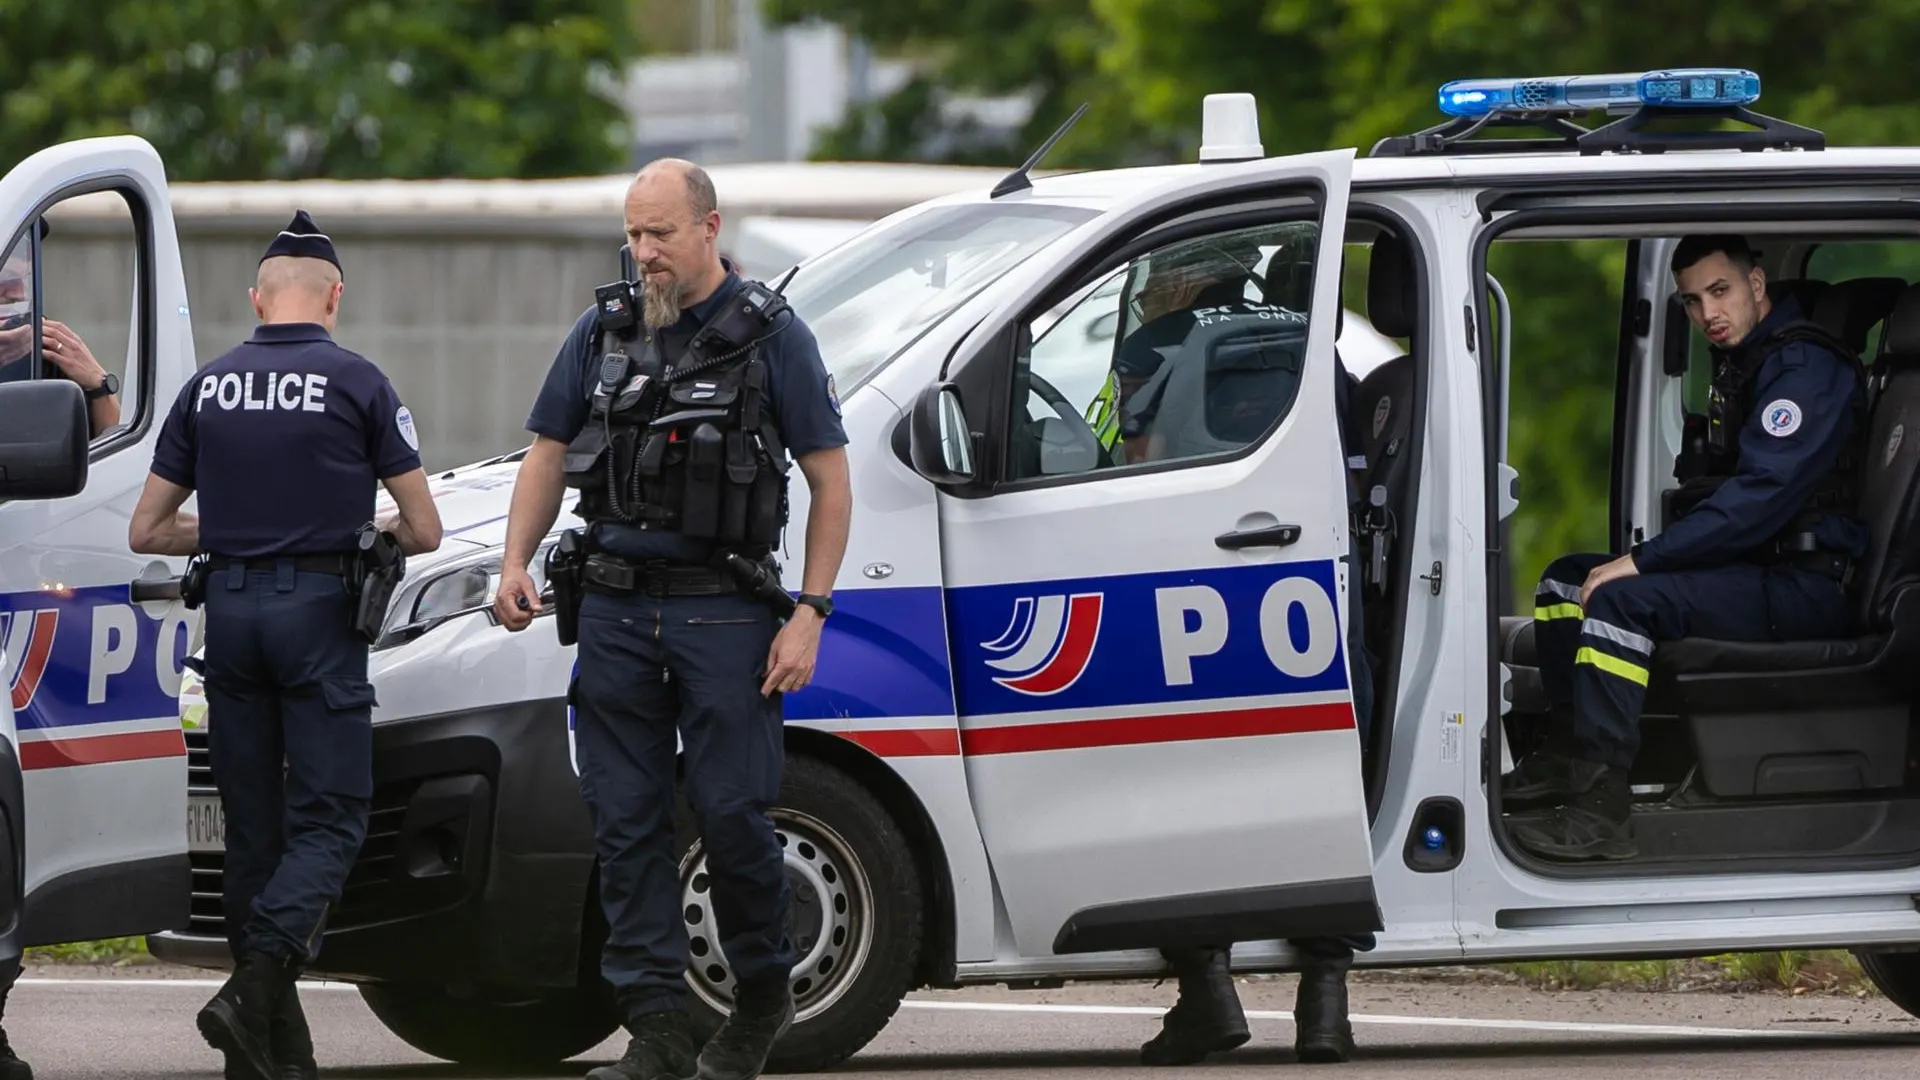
1644, 282, 1920, 798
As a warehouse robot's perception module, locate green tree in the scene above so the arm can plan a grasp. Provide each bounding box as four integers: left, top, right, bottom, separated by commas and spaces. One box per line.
771, 0, 1920, 592
0, 0, 639, 180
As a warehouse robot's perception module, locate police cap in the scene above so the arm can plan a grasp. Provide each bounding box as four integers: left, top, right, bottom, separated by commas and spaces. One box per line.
260, 209, 341, 276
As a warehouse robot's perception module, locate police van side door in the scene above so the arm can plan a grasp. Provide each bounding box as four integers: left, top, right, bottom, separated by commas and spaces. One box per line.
0, 137, 195, 946
905, 149, 1380, 960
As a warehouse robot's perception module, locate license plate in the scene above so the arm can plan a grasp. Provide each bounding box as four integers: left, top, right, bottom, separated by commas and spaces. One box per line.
188, 794, 225, 854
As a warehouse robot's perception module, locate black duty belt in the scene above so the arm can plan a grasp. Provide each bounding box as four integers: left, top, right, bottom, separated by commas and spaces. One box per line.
205, 553, 355, 576
581, 553, 735, 597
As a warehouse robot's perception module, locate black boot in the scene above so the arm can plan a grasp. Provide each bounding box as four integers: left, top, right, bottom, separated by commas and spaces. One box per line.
694, 980, 793, 1080
198, 950, 296, 1080
1293, 951, 1354, 1064
0, 1024, 30, 1080
270, 979, 318, 1080
1140, 947, 1249, 1066
587, 1009, 698, 1080
1509, 759, 1637, 861
1499, 708, 1579, 812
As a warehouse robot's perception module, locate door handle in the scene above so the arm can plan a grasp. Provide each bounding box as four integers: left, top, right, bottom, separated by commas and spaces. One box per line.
131, 577, 182, 602
1214, 524, 1301, 550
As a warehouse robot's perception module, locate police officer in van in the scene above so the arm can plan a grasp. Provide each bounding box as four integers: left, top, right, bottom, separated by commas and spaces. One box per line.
490, 158, 853, 1080
1504, 233, 1870, 860
128, 211, 443, 1080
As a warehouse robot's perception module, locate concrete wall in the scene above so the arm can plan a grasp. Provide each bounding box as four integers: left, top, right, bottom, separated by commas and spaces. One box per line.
35, 212, 617, 473
24, 162, 1007, 473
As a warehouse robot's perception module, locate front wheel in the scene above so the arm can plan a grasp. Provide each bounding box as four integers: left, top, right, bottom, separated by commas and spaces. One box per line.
1854, 948, 1920, 1015
358, 983, 618, 1067
678, 754, 925, 1073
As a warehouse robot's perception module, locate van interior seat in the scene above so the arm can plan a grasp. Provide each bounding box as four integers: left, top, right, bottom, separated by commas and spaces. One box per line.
1810, 276, 1906, 355
1349, 234, 1416, 605
1498, 279, 1920, 800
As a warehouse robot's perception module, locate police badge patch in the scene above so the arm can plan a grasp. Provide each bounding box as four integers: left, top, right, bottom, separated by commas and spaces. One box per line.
826, 373, 841, 416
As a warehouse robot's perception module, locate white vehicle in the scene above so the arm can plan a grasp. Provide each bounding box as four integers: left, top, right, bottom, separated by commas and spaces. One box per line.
21, 65, 1912, 1070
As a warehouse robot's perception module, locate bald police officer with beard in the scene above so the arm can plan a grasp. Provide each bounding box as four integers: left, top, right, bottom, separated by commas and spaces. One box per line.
492, 159, 852, 1080
130, 211, 443, 1080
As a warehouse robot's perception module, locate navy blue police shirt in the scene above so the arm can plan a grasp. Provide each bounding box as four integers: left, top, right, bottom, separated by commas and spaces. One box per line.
1634, 295, 1872, 573
150, 322, 423, 558
526, 265, 848, 563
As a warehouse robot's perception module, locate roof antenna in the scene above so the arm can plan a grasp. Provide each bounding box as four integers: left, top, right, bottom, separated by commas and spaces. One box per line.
992, 102, 1090, 200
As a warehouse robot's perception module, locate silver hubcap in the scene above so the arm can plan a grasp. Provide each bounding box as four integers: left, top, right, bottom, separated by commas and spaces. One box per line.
680, 808, 873, 1023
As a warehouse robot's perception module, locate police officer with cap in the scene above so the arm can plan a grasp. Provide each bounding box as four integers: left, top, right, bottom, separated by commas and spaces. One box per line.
491, 157, 852, 1080
129, 210, 443, 1079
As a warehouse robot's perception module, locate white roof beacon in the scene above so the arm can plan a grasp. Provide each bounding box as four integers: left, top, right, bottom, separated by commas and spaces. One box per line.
1198, 92, 1264, 163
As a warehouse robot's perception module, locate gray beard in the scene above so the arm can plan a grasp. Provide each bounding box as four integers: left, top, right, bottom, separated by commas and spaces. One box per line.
642, 277, 684, 328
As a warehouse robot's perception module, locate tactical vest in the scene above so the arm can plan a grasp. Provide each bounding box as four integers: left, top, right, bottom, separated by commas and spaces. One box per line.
1670, 318, 1869, 547
561, 278, 793, 553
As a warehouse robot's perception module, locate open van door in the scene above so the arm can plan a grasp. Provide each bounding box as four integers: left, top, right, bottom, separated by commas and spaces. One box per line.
0, 136, 198, 950
904, 148, 1381, 959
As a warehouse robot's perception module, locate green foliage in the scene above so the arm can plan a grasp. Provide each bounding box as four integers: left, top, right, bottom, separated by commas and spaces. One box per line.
0, 0, 638, 180
766, 0, 1920, 595
25, 936, 150, 965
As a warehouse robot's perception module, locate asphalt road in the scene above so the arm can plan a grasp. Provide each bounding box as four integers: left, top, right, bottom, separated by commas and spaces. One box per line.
13, 964, 1920, 1078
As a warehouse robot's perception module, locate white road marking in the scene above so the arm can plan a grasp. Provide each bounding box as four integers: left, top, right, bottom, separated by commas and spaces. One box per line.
897, 999, 1857, 1040
18, 979, 1861, 1041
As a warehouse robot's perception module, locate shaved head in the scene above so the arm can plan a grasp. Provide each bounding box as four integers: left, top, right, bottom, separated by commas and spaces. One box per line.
624, 156, 726, 326
251, 255, 345, 330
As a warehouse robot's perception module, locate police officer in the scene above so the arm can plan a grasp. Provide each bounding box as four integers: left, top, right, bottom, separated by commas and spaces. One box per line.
490, 158, 852, 1080
1135, 260, 1376, 1067
127, 211, 444, 1080
0, 241, 125, 438
1503, 234, 1870, 861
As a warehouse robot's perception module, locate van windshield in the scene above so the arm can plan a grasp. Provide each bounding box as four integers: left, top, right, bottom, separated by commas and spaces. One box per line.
779, 201, 1099, 392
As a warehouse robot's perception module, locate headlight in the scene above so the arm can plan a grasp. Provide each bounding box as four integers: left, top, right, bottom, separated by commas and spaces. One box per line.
375, 537, 558, 648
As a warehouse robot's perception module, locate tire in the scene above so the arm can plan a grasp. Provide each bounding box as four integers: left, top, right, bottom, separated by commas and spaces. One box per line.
1854, 948, 1920, 1014
358, 983, 618, 1067
676, 753, 924, 1073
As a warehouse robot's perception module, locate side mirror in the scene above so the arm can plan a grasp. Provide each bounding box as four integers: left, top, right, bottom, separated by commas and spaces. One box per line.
908, 381, 976, 485
0, 379, 89, 500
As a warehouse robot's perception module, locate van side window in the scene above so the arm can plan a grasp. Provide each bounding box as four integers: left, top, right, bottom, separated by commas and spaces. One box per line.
1006, 219, 1322, 481
39, 198, 141, 445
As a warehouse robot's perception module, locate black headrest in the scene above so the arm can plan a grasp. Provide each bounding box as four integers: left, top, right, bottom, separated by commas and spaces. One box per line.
1882, 284, 1920, 356
1810, 277, 1907, 355
1367, 233, 1414, 339
1768, 277, 1828, 315
1194, 276, 1249, 309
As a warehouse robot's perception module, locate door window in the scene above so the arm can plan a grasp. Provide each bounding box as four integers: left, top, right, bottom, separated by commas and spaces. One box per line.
0, 193, 144, 447
1006, 219, 1323, 482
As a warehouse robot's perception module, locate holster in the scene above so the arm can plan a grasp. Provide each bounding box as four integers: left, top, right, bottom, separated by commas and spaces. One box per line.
546, 529, 587, 647
719, 551, 797, 619
180, 555, 210, 610
348, 525, 407, 645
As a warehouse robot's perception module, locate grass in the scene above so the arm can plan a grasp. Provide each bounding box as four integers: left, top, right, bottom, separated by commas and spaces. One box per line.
1498, 950, 1875, 995
22, 936, 154, 966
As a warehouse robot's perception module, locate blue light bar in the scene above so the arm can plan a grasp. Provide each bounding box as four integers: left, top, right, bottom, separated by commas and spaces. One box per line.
1437, 68, 1762, 118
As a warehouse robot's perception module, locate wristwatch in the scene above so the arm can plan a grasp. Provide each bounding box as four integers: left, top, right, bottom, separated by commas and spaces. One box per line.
84, 372, 118, 400
796, 593, 834, 619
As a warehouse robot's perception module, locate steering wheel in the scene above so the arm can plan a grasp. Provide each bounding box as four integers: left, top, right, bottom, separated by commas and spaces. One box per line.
1027, 372, 1106, 466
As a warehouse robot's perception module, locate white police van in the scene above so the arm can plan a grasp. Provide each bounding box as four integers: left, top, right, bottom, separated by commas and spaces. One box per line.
8, 67, 1920, 1071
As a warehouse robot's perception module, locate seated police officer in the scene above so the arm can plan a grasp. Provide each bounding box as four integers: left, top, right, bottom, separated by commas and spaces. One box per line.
491, 158, 853, 1080
1504, 234, 1869, 861
129, 211, 443, 1080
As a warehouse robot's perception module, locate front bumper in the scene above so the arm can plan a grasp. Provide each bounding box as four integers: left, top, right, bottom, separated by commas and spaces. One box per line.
147, 698, 599, 989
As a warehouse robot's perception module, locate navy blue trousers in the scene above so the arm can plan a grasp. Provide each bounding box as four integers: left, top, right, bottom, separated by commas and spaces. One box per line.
1534, 552, 1851, 769
571, 587, 795, 1017
202, 564, 375, 965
